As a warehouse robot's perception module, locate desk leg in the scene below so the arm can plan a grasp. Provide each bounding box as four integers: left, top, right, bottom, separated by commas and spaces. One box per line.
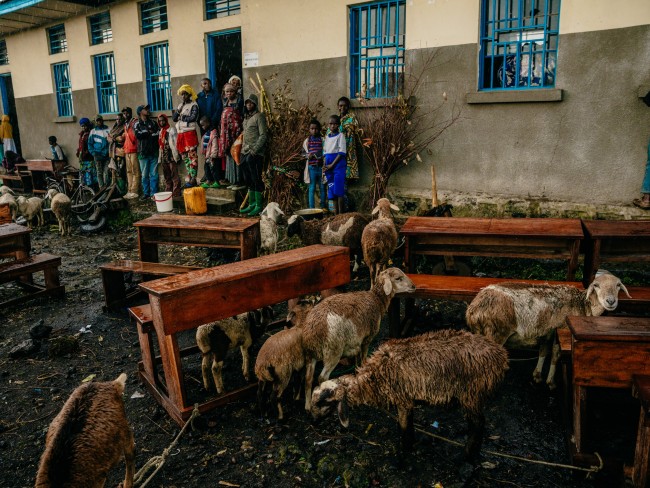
241, 229, 258, 260
138, 230, 159, 263
633, 404, 650, 488
573, 384, 587, 453
582, 239, 600, 287
567, 239, 580, 282
101, 269, 126, 310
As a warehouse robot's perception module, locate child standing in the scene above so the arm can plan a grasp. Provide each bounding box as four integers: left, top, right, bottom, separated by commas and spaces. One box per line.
303, 119, 326, 210
199, 116, 220, 188
323, 115, 346, 215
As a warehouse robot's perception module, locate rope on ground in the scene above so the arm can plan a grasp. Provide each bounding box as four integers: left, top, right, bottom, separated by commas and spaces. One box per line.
133, 404, 201, 488
383, 410, 603, 475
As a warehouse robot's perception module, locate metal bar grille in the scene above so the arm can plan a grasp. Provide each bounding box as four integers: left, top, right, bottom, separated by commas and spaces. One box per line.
93, 53, 119, 114
479, 0, 560, 90
141, 0, 168, 34
53, 62, 73, 117
205, 0, 240, 20
0, 40, 8, 65
48, 24, 67, 54
349, 0, 405, 99
144, 42, 172, 111
90, 11, 112, 45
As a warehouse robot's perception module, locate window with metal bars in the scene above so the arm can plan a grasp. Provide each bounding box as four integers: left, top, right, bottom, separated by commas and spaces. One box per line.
349, 1, 405, 99
205, 0, 240, 20
93, 53, 119, 114
141, 0, 168, 34
479, 0, 560, 90
0, 40, 8, 65
48, 24, 67, 54
89, 11, 112, 45
144, 43, 172, 111
53, 62, 74, 117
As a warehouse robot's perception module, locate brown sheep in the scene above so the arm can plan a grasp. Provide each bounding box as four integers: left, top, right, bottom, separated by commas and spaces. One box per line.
35, 373, 134, 488
362, 198, 399, 286
310, 329, 508, 460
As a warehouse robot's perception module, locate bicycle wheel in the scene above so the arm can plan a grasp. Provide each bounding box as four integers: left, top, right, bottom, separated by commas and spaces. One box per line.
72, 186, 95, 222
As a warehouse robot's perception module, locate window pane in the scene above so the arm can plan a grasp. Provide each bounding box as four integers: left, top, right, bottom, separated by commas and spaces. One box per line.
205, 0, 240, 20
89, 12, 112, 45
0, 40, 7, 65
53, 62, 74, 117
141, 0, 168, 34
94, 53, 119, 114
144, 43, 172, 111
48, 24, 67, 55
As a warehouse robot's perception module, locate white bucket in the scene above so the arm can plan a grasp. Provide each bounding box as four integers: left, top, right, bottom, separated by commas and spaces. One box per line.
153, 191, 173, 212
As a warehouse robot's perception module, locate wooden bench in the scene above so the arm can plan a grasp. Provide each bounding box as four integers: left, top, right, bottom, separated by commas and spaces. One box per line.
389, 274, 583, 337
632, 375, 650, 488
100, 260, 202, 311
0, 253, 64, 307
137, 244, 351, 425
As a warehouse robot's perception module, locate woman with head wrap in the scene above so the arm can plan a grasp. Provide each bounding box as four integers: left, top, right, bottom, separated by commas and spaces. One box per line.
218, 83, 243, 187
172, 84, 200, 187
226, 75, 245, 115
107, 113, 126, 193
0, 115, 17, 162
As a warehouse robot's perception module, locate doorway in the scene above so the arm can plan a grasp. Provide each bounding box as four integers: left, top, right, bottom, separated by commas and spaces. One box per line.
207, 30, 242, 94
0, 74, 21, 155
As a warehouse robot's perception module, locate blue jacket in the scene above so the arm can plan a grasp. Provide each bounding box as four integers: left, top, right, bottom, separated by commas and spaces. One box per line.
197, 89, 223, 128
88, 124, 110, 157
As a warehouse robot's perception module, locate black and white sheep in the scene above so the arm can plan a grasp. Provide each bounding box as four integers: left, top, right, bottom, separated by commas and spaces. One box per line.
302, 267, 415, 411
45, 188, 72, 236
196, 307, 274, 394
287, 212, 370, 272
260, 202, 285, 254
16, 195, 44, 228
310, 329, 508, 459
466, 271, 631, 389
361, 198, 400, 287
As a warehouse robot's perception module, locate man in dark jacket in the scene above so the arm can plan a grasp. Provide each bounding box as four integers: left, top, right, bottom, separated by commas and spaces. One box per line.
134, 105, 159, 199
197, 78, 222, 129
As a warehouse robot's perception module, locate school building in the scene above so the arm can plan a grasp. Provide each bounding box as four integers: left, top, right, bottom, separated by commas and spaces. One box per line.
0, 0, 648, 213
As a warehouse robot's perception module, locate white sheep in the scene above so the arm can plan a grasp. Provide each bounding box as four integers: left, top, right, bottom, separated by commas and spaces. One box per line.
0, 186, 15, 196
302, 267, 416, 411
16, 195, 44, 228
45, 188, 72, 236
196, 307, 274, 394
362, 198, 400, 286
0, 192, 17, 220
260, 202, 284, 254
310, 329, 508, 459
466, 271, 631, 389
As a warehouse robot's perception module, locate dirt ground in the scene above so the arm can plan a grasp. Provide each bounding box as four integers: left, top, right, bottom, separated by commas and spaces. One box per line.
0, 203, 642, 488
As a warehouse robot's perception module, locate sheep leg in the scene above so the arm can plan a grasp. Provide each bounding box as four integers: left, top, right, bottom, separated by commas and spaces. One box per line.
304, 359, 317, 411
318, 356, 340, 385
200, 353, 212, 390
122, 427, 135, 488
352, 254, 360, 273
397, 405, 415, 452
240, 345, 251, 382
464, 410, 485, 461
211, 359, 225, 394
546, 339, 561, 390
275, 376, 291, 420
533, 331, 554, 384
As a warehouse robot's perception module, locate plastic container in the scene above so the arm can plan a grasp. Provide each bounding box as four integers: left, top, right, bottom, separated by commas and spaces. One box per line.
153, 191, 173, 213
183, 186, 207, 215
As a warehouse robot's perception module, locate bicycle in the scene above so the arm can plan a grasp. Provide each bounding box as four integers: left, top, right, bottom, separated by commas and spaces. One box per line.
45, 166, 96, 222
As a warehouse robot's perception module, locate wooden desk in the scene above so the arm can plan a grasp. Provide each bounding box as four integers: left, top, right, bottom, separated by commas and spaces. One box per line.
16, 159, 55, 172
401, 217, 584, 280
0, 223, 31, 259
581, 220, 650, 286
15, 160, 55, 195
133, 214, 260, 263
138, 245, 351, 425
568, 316, 650, 455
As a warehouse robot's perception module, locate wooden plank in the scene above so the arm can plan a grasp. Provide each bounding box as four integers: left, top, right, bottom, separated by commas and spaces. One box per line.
134, 214, 258, 232
0, 253, 61, 284
572, 341, 650, 388
568, 316, 650, 342
582, 220, 650, 239
100, 260, 202, 275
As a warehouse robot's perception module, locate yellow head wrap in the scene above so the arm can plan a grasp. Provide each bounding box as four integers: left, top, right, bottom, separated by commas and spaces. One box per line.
177, 84, 197, 101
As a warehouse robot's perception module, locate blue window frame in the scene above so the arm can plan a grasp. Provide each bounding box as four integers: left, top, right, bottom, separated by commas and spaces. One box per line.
479, 0, 560, 90
48, 24, 67, 54
0, 40, 8, 65
349, 1, 405, 99
93, 53, 119, 114
144, 42, 172, 111
53, 62, 73, 117
89, 11, 112, 45
141, 0, 168, 34
205, 0, 240, 20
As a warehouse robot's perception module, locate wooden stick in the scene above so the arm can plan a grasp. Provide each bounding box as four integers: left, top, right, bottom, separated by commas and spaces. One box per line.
431, 164, 439, 208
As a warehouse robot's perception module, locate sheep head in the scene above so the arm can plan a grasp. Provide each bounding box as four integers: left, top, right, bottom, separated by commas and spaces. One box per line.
45, 188, 59, 202
286, 299, 314, 328
247, 306, 275, 340
260, 202, 284, 224
371, 198, 399, 219
375, 268, 416, 297
585, 271, 631, 313
286, 215, 304, 238
310, 379, 349, 428
0, 186, 14, 196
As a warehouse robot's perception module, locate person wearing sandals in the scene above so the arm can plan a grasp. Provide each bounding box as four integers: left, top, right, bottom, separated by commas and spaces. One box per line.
633, 91, 650, 210
173, 84, 200, 188
239, 93, 267, 216
199, 116, 221, 189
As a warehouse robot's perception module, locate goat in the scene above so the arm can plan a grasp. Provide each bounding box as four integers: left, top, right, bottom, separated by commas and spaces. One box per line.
196, 307, 274, 394
45, 188, 72, 236
362, 198, 400, 287
310, 329, 508, 459
466, 271, 631, 389
35, 373, 134, 488
302, 267, 415, 411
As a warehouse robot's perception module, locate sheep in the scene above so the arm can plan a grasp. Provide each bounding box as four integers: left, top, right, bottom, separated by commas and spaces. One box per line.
287, 212, 370, 272
466, 270, 631, 389
362, 198, 400, 286
35, 373, 135, 488
16, 195, 44, 228
310, 329, 508, 459
260, 202, 284, 254
0, 192, 17, 220
0, 185, 15, 196
45, 188, 71, 236
302, 267, 416, 411
196, 307, 274, 394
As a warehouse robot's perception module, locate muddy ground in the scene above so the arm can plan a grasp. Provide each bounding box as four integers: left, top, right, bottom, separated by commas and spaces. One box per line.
0, 203, 643, 488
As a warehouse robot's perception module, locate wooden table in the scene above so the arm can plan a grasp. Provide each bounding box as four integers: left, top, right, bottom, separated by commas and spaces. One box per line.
401, 217, 584, 280
133, 214, 260, 263
138, 245, 351, 425
581, 220, 650, 286
0, 223, 31, 259
15, 159, 55, 194
568, 316, 650, 455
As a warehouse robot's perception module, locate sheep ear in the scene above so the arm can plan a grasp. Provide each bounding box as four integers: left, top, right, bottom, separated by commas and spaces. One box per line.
390, 203, 399, 211
620, 282, 632, 298
585, 283, 596, 301
383, 276, 393, 296
286, 310, 296, 325
372, 205, 380, 215
338, 391, 350, 428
